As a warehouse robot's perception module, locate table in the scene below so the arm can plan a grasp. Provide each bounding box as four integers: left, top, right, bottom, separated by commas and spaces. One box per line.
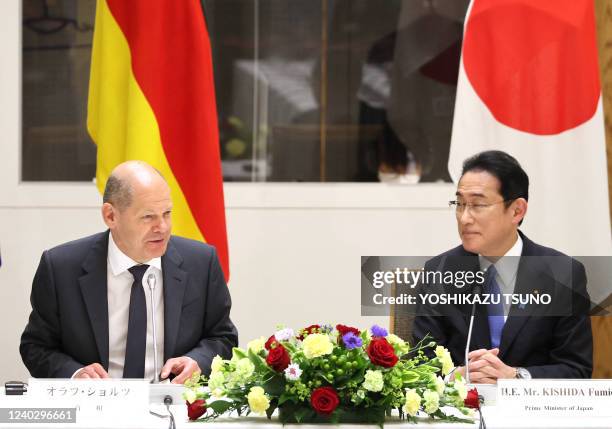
1, 405, 611, 428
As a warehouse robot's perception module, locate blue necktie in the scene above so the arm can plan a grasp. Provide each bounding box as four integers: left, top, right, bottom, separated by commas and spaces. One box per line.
124, 264, 149, 378
486, 265, 505, 349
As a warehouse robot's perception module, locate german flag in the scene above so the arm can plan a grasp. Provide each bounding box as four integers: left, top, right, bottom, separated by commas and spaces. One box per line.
87, 0, 229, 280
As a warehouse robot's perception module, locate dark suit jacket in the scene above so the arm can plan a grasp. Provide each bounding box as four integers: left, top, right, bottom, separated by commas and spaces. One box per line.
413, 231, 592, 378
20, 231, 238, 378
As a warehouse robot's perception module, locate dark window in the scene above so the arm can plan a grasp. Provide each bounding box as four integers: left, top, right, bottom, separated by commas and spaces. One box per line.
22, 0, 469, 183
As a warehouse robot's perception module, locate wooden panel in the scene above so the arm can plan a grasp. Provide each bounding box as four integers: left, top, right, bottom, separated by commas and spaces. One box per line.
593, 0, 612, 379
595, 0, 612, 224
592, 316, 612, 377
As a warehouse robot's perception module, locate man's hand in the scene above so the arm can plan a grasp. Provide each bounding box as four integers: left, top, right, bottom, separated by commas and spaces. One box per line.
448, 349, 501, 382
160, 356, 200, 384
74, 363, 109, 379
466, 348, 515, 384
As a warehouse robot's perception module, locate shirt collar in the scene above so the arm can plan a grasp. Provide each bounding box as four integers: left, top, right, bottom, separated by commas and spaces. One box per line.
479, 233, 523, 286
108, 232, 162, 276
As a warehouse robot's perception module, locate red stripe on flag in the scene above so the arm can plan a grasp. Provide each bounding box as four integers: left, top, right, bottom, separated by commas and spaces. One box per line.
107, 0, 229, 278
463, 0, 600, 135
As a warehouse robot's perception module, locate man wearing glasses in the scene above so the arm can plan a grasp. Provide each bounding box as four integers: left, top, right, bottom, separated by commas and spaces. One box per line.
413, 150, 592, 382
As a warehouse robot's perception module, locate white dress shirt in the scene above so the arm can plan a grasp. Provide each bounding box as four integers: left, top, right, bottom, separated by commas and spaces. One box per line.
478, 234, 523, 321
107, 233, 165, 380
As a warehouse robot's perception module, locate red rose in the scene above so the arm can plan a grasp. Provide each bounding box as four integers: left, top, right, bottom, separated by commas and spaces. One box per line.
310, 386, 340, 415
367, 337, 398, 368
187, 399, 206, 420
298, 324, 321, 340
266, 343, 291, 372
265, 335, 278, 350
464, 388, 480, 409
336, 324, 360, 343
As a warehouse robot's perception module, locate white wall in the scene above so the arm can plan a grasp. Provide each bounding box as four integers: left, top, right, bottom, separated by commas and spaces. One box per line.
0, 183, 461, 382
0, 0, 464, 382
1, 0, 610, 383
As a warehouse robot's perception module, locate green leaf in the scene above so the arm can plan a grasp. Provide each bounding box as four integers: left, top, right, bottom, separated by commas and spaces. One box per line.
207, 400, 233, 414
266, 402, 277, 419
401, 370, 420, 383
348, 371, 365, 385
415, 364, 438, 374
294, 407, 312, 423
278, 392, 297, 406
262, 374, 286, 396
284, 342, 298, 354
432, 409, 474, 424
248, 348, 273, 376
232, 347, 247, 360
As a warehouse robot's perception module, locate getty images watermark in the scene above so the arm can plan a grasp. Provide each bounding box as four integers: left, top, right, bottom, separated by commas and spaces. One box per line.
360, 256, 604, 317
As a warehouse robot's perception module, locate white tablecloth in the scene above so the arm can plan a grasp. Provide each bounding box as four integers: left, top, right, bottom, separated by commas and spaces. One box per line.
2, 405, 611, 429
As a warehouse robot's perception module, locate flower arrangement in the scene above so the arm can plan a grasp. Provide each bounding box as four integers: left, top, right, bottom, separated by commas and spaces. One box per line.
184, 324, 474, 426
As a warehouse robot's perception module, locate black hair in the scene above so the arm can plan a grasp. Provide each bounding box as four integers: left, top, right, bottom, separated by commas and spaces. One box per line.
461, 150, 529, 212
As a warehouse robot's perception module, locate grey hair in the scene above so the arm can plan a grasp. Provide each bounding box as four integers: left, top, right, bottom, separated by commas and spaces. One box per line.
103, 174, 133, 211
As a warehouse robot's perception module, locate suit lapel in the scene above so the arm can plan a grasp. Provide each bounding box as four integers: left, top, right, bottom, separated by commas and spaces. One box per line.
78, 232, 110, 370
162, 240, 187, 361
447, 251, 492, 351
499, 233, 551, 358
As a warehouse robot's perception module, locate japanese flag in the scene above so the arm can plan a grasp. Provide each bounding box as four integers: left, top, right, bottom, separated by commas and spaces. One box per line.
448, 0, 611, 257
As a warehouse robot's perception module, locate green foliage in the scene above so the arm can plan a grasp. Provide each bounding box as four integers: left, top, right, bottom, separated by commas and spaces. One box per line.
183, 327, 473, 426
207, 400, 233, 414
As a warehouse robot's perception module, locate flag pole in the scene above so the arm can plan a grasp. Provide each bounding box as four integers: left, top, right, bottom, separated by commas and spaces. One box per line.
319, 0, 328, 182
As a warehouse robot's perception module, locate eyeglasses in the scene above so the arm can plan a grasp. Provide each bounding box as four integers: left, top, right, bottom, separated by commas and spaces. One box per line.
448, 199, 513, 215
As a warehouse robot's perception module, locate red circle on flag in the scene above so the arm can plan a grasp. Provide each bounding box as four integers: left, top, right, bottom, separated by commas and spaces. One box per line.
463, 0, 600, 135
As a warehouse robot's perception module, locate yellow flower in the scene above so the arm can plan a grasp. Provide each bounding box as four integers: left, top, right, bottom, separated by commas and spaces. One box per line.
211, 388, 224, 399
434, 376, 445, 395
362, 370, 384, 392
454, 378, 467, 400
423, 390, 440, 414
247, 337, 266, 354
403, 389, 421, 416
302, 333, 333, 359
208, 371, 225, 390
183, 389, 197, 404
247, 386, 270, 415
235, 358, 255, 381
434, 346, 454, 375
211, 356, 224, 372
387, 334, 409, 355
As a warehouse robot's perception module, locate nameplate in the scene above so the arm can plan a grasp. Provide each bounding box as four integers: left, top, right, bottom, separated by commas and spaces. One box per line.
27, 379, 150, 426
497, 379, 612, 417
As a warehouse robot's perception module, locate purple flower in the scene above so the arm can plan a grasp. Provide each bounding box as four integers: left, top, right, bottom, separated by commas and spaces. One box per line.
342, 332, 363, 350
320, 324, 334, 333
370, 325, 388, 338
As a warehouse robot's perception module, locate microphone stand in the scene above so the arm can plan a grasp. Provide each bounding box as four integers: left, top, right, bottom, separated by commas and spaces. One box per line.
146, 273, 159, 384
465, 271, 488, 429
146, 276, 176, 429
465, 281, 483, 384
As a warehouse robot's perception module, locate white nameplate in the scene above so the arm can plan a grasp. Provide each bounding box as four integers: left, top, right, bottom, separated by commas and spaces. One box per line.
497, 379, 612, 417
27, 379, 150, 427
468, 383, 497, 405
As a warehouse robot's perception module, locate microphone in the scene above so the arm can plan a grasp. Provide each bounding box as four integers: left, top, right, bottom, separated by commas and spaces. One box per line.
146, 273, 159, 383
464, 272, 485, 384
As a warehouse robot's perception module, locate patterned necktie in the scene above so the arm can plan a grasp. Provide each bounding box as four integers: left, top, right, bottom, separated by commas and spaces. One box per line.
123, 264, 149, 378
486, 265, 505, 349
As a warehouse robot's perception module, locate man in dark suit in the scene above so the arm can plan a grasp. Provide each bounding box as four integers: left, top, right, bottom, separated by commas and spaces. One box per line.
20, 161, 238, 382
413, 150, 592, 382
